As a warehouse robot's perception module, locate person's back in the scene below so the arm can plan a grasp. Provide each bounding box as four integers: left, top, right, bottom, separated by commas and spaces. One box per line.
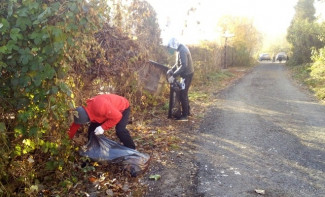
176, 44, 194, 77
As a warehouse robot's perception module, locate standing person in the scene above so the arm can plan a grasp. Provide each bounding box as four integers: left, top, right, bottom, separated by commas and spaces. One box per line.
67, 94, 136, 149
166, 38, 194, 121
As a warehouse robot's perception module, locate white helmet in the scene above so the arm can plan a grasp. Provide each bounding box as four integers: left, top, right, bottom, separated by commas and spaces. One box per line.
167, 38, 180, 50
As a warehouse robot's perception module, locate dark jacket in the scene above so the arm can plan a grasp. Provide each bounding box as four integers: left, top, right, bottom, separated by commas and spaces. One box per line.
171, 44, 194, 78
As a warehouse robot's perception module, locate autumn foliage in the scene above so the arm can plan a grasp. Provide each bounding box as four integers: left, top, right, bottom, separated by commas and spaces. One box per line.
0, 0, 261, 195
0, 0, 160, 195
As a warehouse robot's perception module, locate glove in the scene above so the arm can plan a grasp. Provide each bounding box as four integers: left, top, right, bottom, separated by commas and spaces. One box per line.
168, 76, 175, 83
167, 69, 173, 75
94, 126, 104, 135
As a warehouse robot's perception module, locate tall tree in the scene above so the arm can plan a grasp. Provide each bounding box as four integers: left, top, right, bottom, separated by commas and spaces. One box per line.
287, 0, 323, 65
218, 16, 262, 67
109, 0, 166, 62
293, 0, 316, 21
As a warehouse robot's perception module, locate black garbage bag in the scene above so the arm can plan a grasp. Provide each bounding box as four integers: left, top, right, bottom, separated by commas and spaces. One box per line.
168, 80, 182, 119
166, 71, 182, 119
79, 131, 150, 177
147, 60, 185, 119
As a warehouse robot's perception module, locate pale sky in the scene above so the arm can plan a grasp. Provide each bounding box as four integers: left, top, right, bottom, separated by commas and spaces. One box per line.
146, 0, 325, 45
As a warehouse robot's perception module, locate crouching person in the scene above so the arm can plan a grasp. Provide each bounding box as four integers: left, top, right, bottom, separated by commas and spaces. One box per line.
68, 94, 136, 149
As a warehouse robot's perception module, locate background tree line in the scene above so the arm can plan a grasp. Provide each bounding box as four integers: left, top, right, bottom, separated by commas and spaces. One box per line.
286, 0, 325, 100
0, 0, 260, 195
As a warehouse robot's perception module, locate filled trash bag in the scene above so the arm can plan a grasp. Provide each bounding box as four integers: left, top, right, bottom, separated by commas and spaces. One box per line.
166, 71, 182, 119
168, 79, 182, 119
79, 131, 150, 177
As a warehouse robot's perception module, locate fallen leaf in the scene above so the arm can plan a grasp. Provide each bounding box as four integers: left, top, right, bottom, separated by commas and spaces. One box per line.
255, 189, 265, 195
234, 171, 241, 175
122, 183, 129, 192
27, 157, 34, 164
149, 174, 161, 181
88, 177, 97, 183
106, 189, 114, 196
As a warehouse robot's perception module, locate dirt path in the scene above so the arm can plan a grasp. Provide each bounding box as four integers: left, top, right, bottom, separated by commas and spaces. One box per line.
196, 63, 325, 196
143, 63, 325, 197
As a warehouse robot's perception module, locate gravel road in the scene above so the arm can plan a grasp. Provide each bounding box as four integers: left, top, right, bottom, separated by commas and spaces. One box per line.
196, 63, 325, 197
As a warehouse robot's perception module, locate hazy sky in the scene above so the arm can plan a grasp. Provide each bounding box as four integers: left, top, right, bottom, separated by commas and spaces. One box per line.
146, 0, 325, 45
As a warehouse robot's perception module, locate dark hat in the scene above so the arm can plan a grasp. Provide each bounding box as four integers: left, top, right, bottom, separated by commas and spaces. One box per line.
74, 107, 90, 124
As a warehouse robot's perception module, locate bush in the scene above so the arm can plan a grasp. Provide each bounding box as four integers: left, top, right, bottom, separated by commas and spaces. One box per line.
0, 0, 108, 193
309, 48, 325, 100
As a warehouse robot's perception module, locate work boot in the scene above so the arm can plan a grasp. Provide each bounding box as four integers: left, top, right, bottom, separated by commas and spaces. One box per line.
176, 116, 188, 121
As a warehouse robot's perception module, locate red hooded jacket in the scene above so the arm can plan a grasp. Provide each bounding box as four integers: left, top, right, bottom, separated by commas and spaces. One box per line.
68, 94, 129, 139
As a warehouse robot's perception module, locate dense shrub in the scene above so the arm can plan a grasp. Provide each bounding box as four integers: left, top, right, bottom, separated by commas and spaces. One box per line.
0, 0, 155, 194
309, 48, 325, 100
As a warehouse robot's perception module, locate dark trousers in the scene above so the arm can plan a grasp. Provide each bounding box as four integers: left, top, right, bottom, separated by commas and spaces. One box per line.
87, 107, 135, 149
180, 73, 193, 117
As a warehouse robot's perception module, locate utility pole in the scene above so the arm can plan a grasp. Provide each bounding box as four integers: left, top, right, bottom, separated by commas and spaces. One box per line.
223, 31, 234, 69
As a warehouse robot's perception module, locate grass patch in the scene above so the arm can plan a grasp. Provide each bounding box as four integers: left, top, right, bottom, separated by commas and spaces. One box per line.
289, 64, 312, 85
189, 91, 208, 101
288, 63, 325, 101
207, 70, 235, 81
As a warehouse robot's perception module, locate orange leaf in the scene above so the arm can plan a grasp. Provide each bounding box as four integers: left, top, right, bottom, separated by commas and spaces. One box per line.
88, 177, 97, 183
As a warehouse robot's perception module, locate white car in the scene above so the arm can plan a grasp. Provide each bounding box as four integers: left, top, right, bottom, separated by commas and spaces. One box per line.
259, 53, 271, 61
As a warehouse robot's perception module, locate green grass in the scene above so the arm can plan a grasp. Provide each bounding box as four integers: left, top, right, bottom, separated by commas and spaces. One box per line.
207, 70, 235, 81
289, 64, 312, 84
189, 91, 208, 101
289, 63, 325, 101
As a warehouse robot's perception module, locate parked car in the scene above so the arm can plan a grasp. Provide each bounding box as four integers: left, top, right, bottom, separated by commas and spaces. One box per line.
275, 52, 287, 62
259, 53, 271, 61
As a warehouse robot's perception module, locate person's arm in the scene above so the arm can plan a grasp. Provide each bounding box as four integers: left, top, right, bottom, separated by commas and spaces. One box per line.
171, 64, 177, 72
167, 63, 177, 76
67, 122, 81, 139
